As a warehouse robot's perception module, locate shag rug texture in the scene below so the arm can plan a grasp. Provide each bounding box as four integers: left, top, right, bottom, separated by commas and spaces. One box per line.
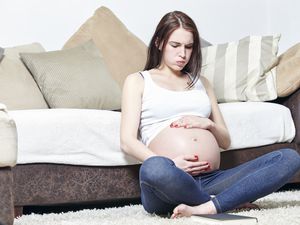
15, 190, 300, 225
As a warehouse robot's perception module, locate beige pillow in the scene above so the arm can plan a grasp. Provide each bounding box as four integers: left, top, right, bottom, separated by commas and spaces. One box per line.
0, 43, 49, 110
201, 34, 280, 102
276, 43, 300, 97
63, 6, 147, 89
20, 40, 121, 110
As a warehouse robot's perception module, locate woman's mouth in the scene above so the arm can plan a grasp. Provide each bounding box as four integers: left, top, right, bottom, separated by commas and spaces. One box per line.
176, 61, 186, 67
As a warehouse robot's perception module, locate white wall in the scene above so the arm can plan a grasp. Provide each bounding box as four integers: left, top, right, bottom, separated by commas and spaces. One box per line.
0, 0, 299, 53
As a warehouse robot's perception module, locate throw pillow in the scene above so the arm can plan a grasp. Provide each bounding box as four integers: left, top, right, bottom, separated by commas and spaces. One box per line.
20, 40, 121, 110
0, 47, 4, 62
63, 6, 147, 89
201, 34, 280, 102
276, 42, 300, 97
200, 37, 212, 48
0, 43, 49, 110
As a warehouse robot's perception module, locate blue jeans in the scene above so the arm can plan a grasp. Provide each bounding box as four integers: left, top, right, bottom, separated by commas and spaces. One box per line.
139, 148, 300, 214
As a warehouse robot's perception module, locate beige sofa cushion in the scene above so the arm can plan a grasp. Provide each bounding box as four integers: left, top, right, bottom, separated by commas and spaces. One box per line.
20, 40, 121, 110
0, 43, 49, 110
63, 6, 147, 89
0, 104, 17, 167
276, 43, 300, 97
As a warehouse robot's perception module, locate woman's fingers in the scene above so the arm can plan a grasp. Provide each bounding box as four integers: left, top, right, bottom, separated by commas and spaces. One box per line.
187, 164, 210, 172
183, 154, 199, 161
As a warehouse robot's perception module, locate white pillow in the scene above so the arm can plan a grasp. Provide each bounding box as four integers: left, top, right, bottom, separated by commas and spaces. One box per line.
201, 34, 280, 102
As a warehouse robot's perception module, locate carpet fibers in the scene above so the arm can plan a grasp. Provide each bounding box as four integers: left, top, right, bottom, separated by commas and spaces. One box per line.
15, 190, 300, 225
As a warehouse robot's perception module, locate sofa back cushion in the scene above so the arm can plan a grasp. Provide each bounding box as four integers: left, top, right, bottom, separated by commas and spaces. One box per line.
276, 42, 300, 97
20, 40, 121, 110
63, 6, 147, 89
0, 43, 49, 110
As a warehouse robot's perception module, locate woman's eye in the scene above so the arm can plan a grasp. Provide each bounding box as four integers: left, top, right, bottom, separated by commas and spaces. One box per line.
171, 44, 179, 48
186, 45, 193, 49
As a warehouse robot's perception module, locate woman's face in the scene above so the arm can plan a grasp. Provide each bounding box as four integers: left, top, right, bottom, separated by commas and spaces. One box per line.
160, 27, 194, 72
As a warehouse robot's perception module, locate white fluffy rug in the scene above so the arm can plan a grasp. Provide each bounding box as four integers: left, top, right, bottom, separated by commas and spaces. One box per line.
15, 190, 300, 225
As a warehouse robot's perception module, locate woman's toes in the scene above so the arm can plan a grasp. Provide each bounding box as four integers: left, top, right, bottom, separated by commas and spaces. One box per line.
172, 204, 192, 218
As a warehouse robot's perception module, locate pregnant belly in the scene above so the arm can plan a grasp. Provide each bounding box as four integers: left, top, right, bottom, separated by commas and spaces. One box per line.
148, 126, 220, 171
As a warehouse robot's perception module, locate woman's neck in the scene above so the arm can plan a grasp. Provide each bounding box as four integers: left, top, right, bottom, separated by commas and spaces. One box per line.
156, 65, 183, 78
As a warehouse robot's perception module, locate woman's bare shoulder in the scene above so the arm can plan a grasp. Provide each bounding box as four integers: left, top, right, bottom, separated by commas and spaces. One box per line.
123, 72, 144, 91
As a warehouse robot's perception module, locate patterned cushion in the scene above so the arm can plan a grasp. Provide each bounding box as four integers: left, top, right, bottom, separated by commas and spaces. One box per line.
201, 34, 280, 102
20, 40, 121, 110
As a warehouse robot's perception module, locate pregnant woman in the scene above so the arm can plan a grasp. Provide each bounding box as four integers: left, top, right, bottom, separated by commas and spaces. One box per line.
120, 11, 300, 218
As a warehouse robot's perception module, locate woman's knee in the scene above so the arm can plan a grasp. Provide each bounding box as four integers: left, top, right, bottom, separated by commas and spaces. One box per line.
279, 148, 300, 161
281, 148, 300, 163
139, 156, 175, 184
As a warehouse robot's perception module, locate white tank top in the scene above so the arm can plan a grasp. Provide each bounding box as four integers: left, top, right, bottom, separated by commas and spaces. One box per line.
139, 70, 211, 146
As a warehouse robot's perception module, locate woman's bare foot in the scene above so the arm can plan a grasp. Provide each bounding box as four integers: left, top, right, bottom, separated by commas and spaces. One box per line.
171, 200, 217, 219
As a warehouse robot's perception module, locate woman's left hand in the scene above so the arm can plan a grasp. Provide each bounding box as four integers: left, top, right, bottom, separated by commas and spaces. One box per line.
170, 115, 215, 130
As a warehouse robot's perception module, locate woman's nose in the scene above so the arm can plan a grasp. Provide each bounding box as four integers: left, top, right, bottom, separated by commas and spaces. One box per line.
179, 46, 186, 58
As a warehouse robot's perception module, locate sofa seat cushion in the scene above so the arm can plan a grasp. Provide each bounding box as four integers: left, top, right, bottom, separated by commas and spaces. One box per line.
9, 102, 295, 166
10, 109, 140, 166
0, 104, 17, 167
219, 102, 295, 151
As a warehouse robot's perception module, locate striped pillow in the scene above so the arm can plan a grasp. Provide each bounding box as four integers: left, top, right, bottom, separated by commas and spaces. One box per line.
201, 34, 280, 102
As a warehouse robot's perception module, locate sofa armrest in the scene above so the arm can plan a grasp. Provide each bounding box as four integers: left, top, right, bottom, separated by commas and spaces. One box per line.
0, 104, 17, 167
275, 89, 300, 144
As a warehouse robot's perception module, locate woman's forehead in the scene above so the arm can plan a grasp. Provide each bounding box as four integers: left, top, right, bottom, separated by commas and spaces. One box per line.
168, 28, 194, 43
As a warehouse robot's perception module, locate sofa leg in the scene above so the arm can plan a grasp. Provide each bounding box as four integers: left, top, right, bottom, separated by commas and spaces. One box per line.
14, 206, 23, 218
0, 167, 14, 225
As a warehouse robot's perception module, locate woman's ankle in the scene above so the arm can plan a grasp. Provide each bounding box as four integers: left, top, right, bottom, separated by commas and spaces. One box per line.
192, 200, 217, 215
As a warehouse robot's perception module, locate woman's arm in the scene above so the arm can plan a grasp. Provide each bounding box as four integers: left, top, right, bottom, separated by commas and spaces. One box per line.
201, 76, 231, 149
120, 73, 157, 162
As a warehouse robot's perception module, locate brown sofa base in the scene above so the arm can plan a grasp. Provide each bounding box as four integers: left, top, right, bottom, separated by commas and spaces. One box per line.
12, 164, 141, 207
0, 167, 14, 225
12, 143, 300, 208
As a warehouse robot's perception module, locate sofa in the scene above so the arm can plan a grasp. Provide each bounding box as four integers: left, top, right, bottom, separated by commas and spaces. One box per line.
0, 6, 300, 225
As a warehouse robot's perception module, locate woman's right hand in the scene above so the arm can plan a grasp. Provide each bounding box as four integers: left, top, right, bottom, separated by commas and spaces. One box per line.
172, 155, 210, 176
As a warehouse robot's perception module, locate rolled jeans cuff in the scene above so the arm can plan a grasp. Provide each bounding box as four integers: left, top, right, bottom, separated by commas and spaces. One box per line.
211, 196, 222, 213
